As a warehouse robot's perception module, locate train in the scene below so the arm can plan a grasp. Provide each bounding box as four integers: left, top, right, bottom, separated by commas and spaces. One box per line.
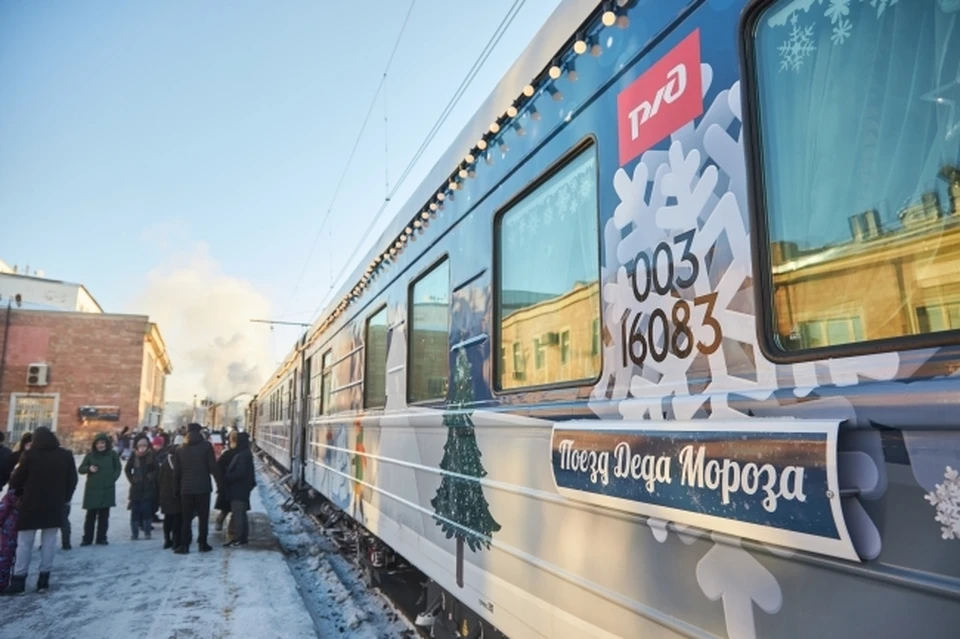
252, 1, 960, 637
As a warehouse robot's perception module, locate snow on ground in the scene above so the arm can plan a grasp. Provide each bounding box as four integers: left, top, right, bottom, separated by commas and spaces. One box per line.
0, 454, 413, 638
256, 459, 418, 639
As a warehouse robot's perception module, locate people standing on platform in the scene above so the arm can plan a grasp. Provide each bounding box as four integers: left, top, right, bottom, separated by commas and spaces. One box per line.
214, 431, 239, 537
4, 432, 33, 484
224, 432, 256, 548
173, 423, 221, 554
151, 430, 164, 451
78, 433, 122, 546
0, 432, 12, 492
0, 426, 77, 595
157, 443, 183, 550
125, 436, 159, 540
115, 426, 129, 460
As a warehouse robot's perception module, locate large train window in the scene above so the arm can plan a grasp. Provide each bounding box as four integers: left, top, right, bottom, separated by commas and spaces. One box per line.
495, 141, 601, 390
363, 306, 388, 408
743, 0, 960, 360
408, 257, 450, 403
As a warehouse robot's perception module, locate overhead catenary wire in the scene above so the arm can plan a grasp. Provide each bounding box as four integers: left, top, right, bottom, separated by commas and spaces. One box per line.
308, 0, 529, 325
279, 0, 417, 318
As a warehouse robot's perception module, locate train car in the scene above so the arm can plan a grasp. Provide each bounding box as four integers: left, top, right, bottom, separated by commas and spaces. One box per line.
257, 1, 960, 637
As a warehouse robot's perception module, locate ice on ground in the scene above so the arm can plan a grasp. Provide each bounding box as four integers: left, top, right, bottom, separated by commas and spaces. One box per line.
0, 455, 413, 639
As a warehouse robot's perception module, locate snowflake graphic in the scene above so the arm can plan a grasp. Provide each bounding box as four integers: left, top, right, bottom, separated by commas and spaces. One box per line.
925, 466, 960, 540
779, 15, 816, 72
825, 0, 850, 23
831, 18, 852, 44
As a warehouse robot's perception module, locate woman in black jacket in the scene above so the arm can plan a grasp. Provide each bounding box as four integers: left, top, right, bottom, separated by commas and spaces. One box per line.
125, 436, 159, 541
224, 433, 256, 547
0, 427, 77, 594
214, 431, 238, 536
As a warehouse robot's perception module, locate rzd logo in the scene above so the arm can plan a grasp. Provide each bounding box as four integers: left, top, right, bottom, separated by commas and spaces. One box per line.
617, 30, 703, 166
627, 63, 687, 141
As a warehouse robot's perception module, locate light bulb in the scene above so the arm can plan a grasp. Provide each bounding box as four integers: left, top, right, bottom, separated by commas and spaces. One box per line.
465, 153, 475, 164
449, 181, 458, 190
548, 65, 561, 80
506, 105, 518, 118
477, 139, 488, 150
574, 39, 587, 55
490, 122, 500, 134
523, 84, 535, 97
429, 202, 438, 211
459, 168, 468, 179
437, 192, 445, 201
421, 211, 430, 220
602, 10, 615, 26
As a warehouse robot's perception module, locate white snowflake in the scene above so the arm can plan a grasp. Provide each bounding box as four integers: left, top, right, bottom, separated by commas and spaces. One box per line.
779, 15, 816, 72
831, 18, 852, 44
825, 0, 850, 23
925, 466, 960, 540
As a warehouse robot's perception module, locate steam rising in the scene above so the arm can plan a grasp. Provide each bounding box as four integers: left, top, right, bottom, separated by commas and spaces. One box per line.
133, 243, 273, 402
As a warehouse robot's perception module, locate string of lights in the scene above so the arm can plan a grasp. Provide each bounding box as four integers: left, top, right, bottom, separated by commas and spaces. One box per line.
311, 0, 631, 340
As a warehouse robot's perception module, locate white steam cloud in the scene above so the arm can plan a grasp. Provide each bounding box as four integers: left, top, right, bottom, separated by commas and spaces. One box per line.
132, 243, 274, 402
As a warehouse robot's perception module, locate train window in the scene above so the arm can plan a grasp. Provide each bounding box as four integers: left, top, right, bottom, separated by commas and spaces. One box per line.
495, 142, 601, 390
320, 350, 332, 415
745, 0, 960, 359
364, 306, 388, 408
408, 258, 450, 403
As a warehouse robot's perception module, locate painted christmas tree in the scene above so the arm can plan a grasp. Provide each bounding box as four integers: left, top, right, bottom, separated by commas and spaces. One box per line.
430, 347, 501, 588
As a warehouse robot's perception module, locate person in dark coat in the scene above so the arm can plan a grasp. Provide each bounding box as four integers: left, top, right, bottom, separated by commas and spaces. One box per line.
0, 427, 77, 595
0, 431, 12, 491
224, 432, 256, 547
125, 436, 159, 540
78, 432, 122, 546
157, 443, 183, 550
173, 423, 222, 554
4, 432, 33, 493
214, 430, 239, 535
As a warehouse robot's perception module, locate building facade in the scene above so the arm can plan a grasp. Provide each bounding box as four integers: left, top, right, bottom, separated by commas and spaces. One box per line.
0, 271, 103, 314
0, 309, 172, 452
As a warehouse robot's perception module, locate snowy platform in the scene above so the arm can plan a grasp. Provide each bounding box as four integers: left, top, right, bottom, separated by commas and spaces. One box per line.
0, 455, 318, 638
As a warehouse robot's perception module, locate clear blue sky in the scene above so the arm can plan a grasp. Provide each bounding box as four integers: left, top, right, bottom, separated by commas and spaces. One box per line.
0, 0, 563, 399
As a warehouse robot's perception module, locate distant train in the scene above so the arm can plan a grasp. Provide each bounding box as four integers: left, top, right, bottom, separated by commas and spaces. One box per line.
254, 1, 960, 637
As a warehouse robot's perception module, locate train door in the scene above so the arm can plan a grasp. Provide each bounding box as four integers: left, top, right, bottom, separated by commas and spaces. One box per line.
295, 353, 311, 488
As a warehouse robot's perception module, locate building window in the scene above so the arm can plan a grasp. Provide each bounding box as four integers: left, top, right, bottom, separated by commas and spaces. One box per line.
409, 258, 450, 403
560, 330, 571, 365
8, 393, 58, 442
320, 350, 333, 415
512, 342, 524, 380
747, 0, 960, 357
917, 302, 960, 333
364, 306, 389, 408
496, 143, 601, 389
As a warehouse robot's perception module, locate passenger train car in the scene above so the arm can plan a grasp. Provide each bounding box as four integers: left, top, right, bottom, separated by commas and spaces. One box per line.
255, 1, 960, 636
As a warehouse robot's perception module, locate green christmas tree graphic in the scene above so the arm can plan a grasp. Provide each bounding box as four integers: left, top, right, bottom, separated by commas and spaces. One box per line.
430, 347, 501, 588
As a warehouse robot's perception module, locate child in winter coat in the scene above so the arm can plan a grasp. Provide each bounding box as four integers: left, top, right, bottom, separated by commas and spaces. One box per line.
78, 432, 123, 545
125, 436, 159, 540
0, 491, 19, 589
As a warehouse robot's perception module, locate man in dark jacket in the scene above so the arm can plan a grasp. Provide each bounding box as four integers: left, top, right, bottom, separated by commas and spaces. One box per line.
224, 432, 256, 547
173, 423, 221, 554
0, 426, 78, 595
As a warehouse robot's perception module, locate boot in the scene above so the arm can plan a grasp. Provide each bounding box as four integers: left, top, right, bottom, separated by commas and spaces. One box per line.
37, 572, 50, 593
0, 574, 27, 596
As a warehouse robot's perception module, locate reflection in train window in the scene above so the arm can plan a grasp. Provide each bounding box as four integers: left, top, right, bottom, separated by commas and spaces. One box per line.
496, 144, 600, 390
753, 0, 960, 353
320, 350, 332, 415
364, 307, 388, 408
409, 258, 450, 403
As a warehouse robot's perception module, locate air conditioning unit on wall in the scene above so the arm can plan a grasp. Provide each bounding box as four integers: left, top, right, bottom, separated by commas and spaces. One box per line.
26, 363, 50, 386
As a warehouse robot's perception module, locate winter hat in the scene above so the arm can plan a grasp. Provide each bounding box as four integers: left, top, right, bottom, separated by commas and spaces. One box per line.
187, 422, 202, 434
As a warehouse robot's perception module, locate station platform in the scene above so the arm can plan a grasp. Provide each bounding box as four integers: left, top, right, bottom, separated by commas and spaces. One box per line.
0, 455, 318, 639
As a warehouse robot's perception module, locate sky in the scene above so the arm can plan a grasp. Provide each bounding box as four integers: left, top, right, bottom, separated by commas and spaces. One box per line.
0, 0, 563, 402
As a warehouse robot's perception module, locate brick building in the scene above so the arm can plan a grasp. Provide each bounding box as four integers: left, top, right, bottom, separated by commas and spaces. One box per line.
0, 308, 172, 452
